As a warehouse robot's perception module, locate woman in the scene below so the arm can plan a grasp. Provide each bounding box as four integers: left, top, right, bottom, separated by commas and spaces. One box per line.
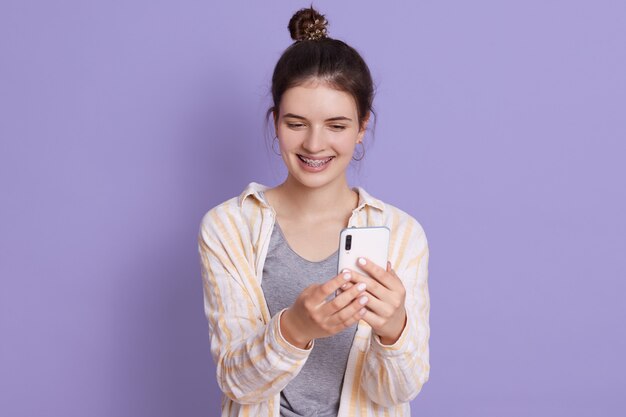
198, 6, 430, 417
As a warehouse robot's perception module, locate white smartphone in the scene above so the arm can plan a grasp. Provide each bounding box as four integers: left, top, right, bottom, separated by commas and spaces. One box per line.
336, 226, 390, 295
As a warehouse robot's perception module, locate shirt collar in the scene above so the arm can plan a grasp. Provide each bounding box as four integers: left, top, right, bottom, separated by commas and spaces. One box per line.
238, 181, 385, 212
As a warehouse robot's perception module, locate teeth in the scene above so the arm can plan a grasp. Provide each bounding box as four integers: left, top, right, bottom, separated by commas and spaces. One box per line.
299, 155, 333, 167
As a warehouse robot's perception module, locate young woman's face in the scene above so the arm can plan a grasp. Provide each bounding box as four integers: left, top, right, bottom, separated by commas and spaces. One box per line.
274, 80, 368, 190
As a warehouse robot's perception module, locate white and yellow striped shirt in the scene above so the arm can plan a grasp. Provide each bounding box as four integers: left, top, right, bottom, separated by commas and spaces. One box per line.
197, 181, 430, 416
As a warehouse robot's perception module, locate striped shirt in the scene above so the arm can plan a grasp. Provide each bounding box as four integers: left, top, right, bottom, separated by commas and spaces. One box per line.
197, 181, 430, 417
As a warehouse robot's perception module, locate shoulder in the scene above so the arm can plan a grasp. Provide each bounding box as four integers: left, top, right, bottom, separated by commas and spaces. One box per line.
198, 181, 270, 243
382, 200, 427, 241
374, 198, 429, 271
198, 196, 241, 244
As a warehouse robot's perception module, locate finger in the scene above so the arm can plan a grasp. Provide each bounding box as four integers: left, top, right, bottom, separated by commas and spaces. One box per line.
333, 301, 368, 331
321, 280, 367, 315
356, 256, 388, 282
343, 307, 368, 329
316, 270, 354, 303
357, 257, 399, 291
359, 290, 394, 318
336, 281, 354, 294
340, 282, 355, 290
361, 306, 407, 343
360, 308, 386, 330
335, 281, 355, 297
329, 306, 367, 334
329, 291, 369, 328
346, 269, 393, 301
387, 262, 401, 280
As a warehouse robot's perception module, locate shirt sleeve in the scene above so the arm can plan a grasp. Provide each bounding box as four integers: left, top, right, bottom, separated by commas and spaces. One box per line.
360, 216, 431, 406
197, 208, 313, 404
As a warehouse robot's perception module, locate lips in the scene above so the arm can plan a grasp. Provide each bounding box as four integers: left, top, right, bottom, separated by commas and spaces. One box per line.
297, 154, 335, 168
297, 154, 334, 161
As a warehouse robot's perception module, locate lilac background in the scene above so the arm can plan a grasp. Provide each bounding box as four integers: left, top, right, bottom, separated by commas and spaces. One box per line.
1, 0, 625, 416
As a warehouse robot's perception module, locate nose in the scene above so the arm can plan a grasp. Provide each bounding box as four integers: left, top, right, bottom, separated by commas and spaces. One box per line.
302, 125, 326, 154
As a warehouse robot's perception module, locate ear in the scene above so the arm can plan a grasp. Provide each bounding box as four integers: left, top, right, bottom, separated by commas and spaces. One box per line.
357, 111, 370, 141
272, 109, 279, 133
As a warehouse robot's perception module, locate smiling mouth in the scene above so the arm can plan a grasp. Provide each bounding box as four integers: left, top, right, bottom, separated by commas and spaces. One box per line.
297, 154, 335, 167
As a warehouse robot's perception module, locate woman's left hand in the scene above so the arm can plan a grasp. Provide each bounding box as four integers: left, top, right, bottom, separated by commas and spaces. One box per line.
342, 257, 407, 345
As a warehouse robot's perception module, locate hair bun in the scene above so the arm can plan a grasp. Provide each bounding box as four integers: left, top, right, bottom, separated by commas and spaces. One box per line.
288, 6, 329, 41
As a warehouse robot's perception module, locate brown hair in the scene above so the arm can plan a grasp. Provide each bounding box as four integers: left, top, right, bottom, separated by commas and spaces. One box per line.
265, 5, 377, 157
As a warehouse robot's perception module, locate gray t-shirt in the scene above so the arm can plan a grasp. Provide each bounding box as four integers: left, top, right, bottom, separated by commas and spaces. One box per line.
259, 191, 357, 417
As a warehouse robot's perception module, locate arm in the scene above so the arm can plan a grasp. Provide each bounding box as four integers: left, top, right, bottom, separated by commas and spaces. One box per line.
360, 218, 430, 406
197, 209, 312, 404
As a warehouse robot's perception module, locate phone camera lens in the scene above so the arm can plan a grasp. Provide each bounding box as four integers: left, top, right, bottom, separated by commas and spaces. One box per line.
345, 235, 352, 251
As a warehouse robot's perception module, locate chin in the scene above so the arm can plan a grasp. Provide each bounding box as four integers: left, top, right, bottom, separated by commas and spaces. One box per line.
289, 165, 347, 189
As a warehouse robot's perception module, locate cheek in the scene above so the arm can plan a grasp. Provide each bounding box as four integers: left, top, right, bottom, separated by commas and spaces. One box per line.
331, 133, 359, 153
276, 129, 297, 149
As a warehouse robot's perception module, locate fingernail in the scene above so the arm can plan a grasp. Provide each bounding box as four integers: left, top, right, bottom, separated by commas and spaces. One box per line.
341, 268, 350, 274
357, 283, 366, 291
343, 272, 351, 280
358, 257, 366, 265
359, 296, 368, 305
359, 308, 366, 315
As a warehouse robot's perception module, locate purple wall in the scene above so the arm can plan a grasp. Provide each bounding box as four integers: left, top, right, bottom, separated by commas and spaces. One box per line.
1, 1, 625, 416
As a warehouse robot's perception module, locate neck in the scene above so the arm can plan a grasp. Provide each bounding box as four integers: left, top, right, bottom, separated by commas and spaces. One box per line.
275, 174, 358, 221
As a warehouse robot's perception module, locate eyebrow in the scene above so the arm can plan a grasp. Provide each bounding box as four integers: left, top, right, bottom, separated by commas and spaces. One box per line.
282, 113, 353, 122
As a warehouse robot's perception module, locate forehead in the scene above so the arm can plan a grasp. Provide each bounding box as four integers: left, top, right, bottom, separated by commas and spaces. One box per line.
280, 82, 357, 118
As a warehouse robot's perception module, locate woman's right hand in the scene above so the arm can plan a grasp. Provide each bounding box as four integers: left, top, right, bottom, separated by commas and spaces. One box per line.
280, 270, 369, 349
